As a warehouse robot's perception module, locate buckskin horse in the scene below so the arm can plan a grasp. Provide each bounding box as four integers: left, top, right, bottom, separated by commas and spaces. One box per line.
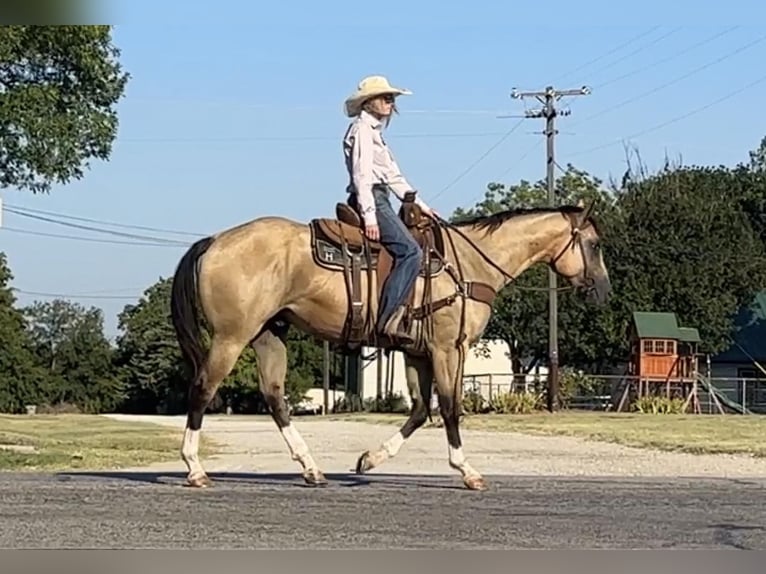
169, 194, 611, 490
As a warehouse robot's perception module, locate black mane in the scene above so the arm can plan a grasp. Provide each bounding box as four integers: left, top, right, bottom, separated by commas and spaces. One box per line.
452, 205, 588, 234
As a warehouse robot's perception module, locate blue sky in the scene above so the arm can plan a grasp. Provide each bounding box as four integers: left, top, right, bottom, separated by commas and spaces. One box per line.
1, 6, 765, 339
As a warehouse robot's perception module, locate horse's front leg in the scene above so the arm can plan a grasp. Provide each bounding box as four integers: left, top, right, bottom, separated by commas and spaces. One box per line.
432, 345, 487, 490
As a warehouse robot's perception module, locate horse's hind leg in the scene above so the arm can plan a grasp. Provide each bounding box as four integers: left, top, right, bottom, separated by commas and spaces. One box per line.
251, 321, 327, 487
182, 333, 248, 488
355, 352, 434, 474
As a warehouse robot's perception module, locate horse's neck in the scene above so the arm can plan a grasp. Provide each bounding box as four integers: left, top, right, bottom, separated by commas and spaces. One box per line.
447, 213, 568, 290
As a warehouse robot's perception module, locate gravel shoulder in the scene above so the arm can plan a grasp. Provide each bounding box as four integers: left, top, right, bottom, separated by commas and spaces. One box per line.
103, 414, 766, 478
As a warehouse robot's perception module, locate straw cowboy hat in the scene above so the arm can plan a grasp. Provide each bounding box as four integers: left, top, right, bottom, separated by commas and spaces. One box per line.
344, 75, 412, 117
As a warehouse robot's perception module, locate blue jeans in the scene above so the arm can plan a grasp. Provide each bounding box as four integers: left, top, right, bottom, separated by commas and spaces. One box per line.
368, 188, 423, 330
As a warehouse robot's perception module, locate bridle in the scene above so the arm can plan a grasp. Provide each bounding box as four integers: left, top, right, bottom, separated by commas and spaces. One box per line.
434, 204, 597, 295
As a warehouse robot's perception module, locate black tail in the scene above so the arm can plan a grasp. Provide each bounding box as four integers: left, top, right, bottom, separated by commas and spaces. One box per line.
170, 235, 215, 383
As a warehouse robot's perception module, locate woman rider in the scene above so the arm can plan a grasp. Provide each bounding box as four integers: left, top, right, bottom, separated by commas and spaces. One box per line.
342, 75, 438, 345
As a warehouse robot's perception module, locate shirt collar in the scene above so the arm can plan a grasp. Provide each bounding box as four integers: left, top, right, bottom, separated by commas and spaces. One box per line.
359, 109, 382, 129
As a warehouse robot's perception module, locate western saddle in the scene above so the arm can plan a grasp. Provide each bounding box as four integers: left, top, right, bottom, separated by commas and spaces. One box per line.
309, 191, 447, 349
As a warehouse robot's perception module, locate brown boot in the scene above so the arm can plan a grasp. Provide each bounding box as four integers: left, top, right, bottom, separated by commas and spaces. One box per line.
379, 306, 414, 345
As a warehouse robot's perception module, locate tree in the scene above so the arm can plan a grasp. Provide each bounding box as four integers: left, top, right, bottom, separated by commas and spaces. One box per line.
0, 25, 129, 194
24, 299, 123, 412
0, 252, 45, 413
612, 158, 766, 356
114, 278, 191, 414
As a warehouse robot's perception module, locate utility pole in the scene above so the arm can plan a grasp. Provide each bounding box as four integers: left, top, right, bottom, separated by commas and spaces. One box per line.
510, 85, 590, 412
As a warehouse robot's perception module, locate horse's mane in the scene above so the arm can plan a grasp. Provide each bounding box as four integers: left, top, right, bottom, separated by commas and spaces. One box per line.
451, 205, 591, 234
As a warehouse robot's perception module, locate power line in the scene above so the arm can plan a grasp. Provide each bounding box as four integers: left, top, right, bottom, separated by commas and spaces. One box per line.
462, 138, 545, 209
569, 32, 766, 128
575, 27, 684, 85
125, 98, 525, 116
3, 203, 203, 237
0, 226, 191, 248
509, 85, 590, 414
552, 26, 663, 84
568, 72, 766, 158
11, 288, 140, 301
425, 119, 526, 203
118, 130, 516, 144
2, 206, 191, 246
592, 26, 741, 90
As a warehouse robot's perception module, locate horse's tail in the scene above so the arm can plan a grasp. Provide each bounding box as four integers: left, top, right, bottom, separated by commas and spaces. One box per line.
170, 235, 216, 383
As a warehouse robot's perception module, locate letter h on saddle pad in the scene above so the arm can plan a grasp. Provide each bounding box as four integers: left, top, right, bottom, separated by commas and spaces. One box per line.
309, 192, 446, 350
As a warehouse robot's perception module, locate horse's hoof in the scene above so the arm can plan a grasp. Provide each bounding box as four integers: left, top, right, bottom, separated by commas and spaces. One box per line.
303, 470, 328, 487
464, 475, 487, 491
355, 451, 373, 474
186, 474, 212, 488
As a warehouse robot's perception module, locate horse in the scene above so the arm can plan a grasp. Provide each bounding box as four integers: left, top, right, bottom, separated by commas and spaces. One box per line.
169, 195, 611, 491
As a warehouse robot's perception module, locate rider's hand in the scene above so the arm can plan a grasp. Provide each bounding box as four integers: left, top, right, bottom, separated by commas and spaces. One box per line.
421, 205, 440, 220
365, 224, 380, 241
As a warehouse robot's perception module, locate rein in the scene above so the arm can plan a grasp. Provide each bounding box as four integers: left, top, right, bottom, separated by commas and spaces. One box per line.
434, 213, 592, 294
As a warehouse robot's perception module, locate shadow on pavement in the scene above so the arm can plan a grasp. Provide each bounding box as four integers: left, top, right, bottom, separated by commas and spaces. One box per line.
54, 470, 469, 490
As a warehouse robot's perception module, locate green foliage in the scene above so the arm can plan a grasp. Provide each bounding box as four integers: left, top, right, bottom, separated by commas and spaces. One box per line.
24, 299, 123, 413
488, 390, 543, 414
557, 367, 601, 409
461, 389, 488, 414
363, 391, 408, 414
460, 388, 543, 415
282, 329, 327, 407
612, 155, 766, 355
113, 278, 187, 414
332, 391, 408, 413
0, 253, 46, 413
0, 25, 129, 193
632, 395, 687, 414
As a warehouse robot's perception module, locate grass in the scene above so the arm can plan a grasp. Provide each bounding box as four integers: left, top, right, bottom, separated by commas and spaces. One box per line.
0, 414, 215, 472
324, 411, 766, 458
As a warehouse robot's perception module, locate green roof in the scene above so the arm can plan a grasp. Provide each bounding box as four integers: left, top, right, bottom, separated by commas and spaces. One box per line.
631, 311, 701, 343
632, 311, 680, 339
678, 327, 701, 343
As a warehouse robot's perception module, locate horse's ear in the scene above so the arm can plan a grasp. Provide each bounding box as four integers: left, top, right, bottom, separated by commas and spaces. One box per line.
577, 200, 596, 229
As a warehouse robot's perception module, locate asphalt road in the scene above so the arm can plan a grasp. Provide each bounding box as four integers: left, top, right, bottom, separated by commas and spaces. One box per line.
1, 471, 765, 549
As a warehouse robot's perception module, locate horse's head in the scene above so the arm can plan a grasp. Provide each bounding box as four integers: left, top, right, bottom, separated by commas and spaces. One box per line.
549, 201, 611, 305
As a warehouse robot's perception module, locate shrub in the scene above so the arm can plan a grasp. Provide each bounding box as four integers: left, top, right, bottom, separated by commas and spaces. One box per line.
363, 391, 408, 414
557, 367, 600, 408
461, 389, 488, 414
489, 390, 543, 414
631, 395, 687, 414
